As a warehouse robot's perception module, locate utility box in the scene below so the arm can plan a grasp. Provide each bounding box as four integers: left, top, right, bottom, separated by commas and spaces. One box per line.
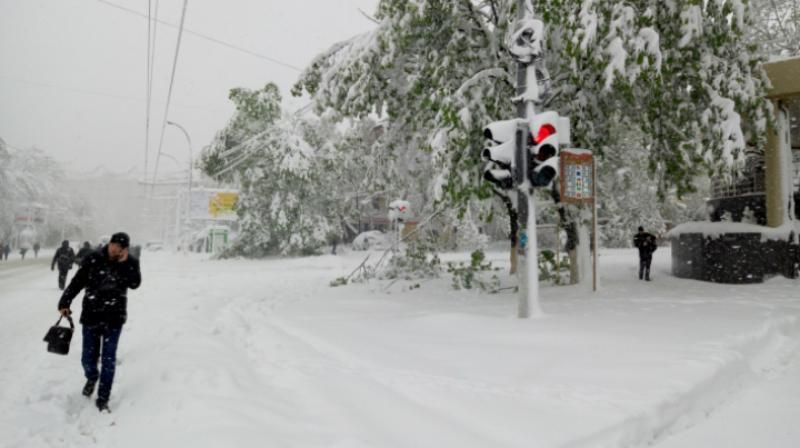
206, 226, 230, 254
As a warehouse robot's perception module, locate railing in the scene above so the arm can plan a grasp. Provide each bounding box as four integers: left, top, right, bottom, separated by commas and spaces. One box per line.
711, 168, 766, 198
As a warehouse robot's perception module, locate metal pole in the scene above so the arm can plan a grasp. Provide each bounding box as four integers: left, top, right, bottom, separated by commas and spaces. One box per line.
167, 120, 193, 249
515, 0, 543, 318
515, 0, 530, 318
592, 154, 598, 292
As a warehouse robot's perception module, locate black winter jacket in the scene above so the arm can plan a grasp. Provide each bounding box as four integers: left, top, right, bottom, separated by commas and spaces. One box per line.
58, 246, 141, 326
75, 246, 93, 266
633, 231, 657, 259
52, 247, 76, 271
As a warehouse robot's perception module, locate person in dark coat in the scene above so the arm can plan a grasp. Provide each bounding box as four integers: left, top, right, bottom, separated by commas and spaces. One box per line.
75, 241, 93, 266
57, 232, 141, 412
2, 243, 9, 261
51, 240, 76, 290
633, 226, 657, 281
34, 242, 41, 258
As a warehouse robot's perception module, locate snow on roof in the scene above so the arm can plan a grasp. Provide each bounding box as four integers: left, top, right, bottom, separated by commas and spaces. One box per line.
667, 220, 797, 241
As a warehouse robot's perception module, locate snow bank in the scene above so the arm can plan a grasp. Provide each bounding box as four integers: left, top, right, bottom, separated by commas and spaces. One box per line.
2, 249, 799, 447
666, 221, 796, 241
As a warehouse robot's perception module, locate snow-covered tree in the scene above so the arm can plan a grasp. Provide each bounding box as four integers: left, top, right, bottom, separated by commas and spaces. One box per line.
749, 0, 800, 57
539, 0, 770, 196
201, 84, 325, 255
0, 139, 94, 244
201, 84, 401, 256
294, 0, 770, 219
0, 138, 13, 238
597, 115, 709, 247
293, 0, 516, 216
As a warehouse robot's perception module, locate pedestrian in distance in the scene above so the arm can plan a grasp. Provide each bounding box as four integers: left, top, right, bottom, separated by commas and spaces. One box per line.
0, 241, 4, 261
2, 242, 9, 260
51, 240, 76, 290
633, 226, 657, 281
34, 242, 41, 258
57, 232, 141, 413
75, 241, 93, 267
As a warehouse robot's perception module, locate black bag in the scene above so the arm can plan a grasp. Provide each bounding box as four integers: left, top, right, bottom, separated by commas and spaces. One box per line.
43, 315, 74, 355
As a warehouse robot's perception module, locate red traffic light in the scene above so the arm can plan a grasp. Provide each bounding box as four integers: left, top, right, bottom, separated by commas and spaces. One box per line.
532, 124, 556, 145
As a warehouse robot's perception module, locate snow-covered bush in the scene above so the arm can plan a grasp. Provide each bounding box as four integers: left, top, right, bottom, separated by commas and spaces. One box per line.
352, 231, 391, 251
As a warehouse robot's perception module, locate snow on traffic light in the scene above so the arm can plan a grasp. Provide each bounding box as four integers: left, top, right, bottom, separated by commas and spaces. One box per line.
481, 119, 522, 190
528, 111, 570, 188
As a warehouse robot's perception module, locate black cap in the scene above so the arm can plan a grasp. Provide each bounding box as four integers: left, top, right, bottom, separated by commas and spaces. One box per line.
110, 232, 130, 248
638, 226, 644, 232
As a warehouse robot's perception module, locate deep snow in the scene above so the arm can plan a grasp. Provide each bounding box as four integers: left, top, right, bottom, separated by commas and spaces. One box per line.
0, 247, 798, 447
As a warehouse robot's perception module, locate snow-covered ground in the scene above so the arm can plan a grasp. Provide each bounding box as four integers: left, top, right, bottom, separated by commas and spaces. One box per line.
1, 247, 798, 448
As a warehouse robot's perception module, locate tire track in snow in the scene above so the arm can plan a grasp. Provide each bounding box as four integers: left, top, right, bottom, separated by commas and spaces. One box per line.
219, 296, 615, 447
239, 306, 509, 446
560, 315, 800, 448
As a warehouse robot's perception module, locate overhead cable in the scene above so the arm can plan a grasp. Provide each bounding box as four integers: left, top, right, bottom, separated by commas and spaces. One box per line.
96, 0, 303, 72
151, 0, 189, 191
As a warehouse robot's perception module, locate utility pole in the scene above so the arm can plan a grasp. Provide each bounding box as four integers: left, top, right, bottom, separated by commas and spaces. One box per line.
167, 120, 194, 249
512, 0, 543, 318
480, 1, 568, 317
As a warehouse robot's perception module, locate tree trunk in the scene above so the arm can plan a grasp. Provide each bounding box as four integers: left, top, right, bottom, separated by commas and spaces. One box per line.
510, 240, 519, 274
495, 190, 519, 274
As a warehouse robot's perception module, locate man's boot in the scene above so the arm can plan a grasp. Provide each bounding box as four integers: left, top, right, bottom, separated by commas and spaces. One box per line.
96, 399, 110, 413
82, 379, 97, 397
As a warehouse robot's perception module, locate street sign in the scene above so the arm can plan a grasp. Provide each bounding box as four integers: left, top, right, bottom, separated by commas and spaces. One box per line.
190, 189, 239, 221
559, 149, 594, 204
209, 192, 238, 219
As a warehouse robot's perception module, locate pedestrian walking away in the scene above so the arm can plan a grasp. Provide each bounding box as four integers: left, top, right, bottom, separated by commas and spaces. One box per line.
75, 241, 93, 267
57, 232, 141, 413
2, 243, 9, 261
633, 226, 657, 281
34, 242, 41, 258
51, 240, 76, 290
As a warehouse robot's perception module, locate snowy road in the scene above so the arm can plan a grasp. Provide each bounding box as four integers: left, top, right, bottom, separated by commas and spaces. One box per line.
0, 248, 799, 447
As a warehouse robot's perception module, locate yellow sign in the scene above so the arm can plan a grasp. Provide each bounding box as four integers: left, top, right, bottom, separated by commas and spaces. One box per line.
209, 192, 238, 218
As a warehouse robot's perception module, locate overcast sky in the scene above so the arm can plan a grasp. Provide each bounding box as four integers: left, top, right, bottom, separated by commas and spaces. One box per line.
0, 0, 379, 178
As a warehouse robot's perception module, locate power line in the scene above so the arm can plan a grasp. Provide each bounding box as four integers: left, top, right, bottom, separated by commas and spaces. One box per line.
151, 0, 189, 192
145, 0, 152, 186
144, 0, 161, 186
96, 0, 303, 72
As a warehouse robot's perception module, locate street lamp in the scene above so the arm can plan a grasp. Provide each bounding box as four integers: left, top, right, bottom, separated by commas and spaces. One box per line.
166, 120, 193, 249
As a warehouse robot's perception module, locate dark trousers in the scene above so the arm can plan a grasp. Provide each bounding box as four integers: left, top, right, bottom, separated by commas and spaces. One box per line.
58, 268, 69, 290
82, 324, 123, 403
639, 256, 652, 280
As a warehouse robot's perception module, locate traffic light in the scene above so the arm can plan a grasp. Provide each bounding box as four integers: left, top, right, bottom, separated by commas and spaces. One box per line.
481, 119, 521, 190
528, 111, 570, 187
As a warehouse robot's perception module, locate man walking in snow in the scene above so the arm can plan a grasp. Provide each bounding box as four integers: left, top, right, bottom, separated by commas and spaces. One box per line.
75, 241, 93, 267
633, 226, 657, 281
51, 240, 76, 290
57, 232, 141, 412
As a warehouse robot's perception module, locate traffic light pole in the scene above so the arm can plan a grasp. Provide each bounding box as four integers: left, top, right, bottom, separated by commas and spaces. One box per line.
514, 0, 542, 318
